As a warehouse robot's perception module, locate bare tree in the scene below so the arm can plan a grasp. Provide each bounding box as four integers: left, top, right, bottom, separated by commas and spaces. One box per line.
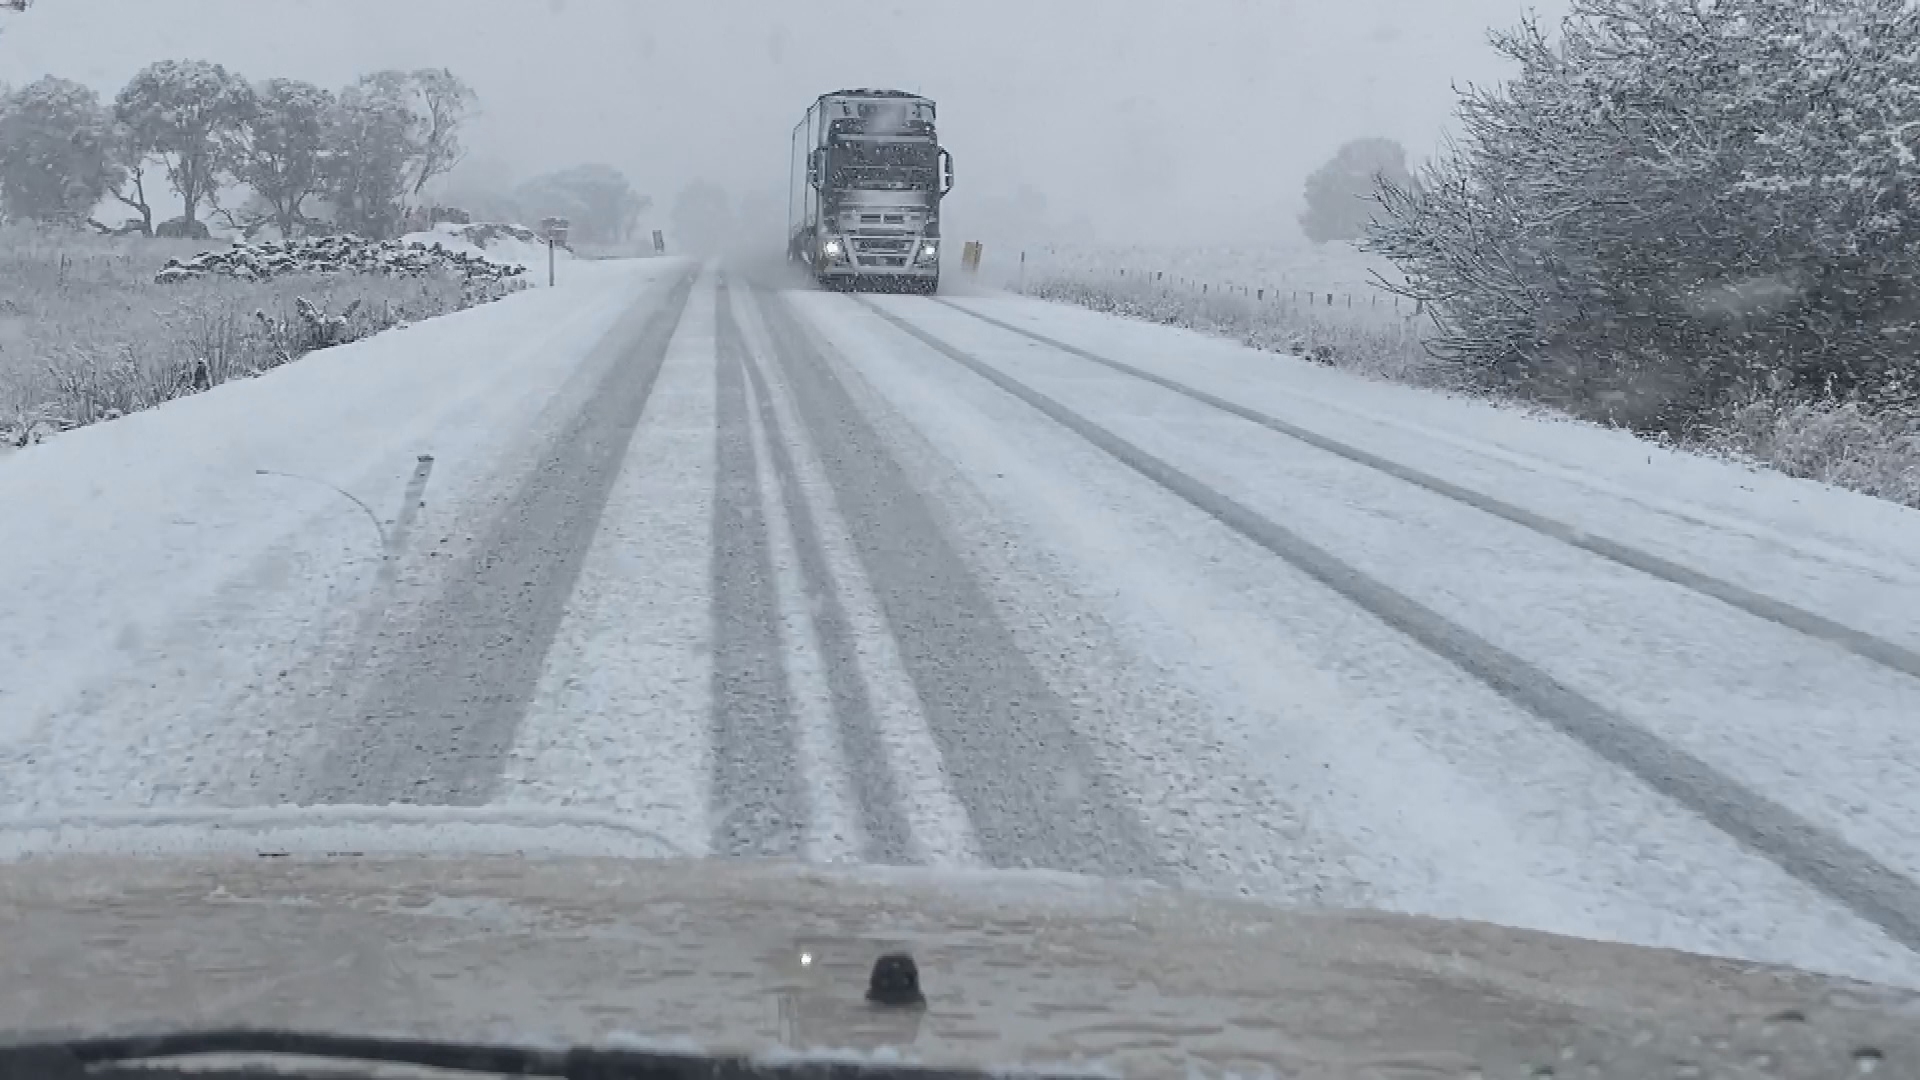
106, 141, 157, 236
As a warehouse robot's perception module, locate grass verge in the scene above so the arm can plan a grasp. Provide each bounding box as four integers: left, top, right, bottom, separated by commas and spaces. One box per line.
1016, 273, 1920, 511
0, 224, 515, 447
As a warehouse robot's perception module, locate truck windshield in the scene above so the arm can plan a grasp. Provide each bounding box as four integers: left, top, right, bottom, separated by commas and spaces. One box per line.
831, 141, 938, 190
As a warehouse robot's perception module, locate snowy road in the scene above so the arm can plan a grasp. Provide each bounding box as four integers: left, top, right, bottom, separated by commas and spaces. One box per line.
5, 257, 1920, 988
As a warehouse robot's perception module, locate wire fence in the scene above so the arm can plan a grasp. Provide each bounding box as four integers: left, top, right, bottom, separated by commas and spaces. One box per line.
968, 243, 1423, 328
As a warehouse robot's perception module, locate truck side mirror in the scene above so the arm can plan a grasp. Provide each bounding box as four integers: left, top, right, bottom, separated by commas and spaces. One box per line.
940, 149, 954, 196
807, 149, 823, 188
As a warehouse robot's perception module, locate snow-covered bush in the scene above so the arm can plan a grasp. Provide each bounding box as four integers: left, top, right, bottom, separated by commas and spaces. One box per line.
1366, 0, 1920, 436
1702, 397, 1920, 507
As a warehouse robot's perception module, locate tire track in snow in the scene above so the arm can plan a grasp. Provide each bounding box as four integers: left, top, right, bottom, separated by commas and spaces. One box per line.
931, 298, 1920, 684
740, 334, 868, 864
716, 282, 906, 862
856, 294, 1920, 957
496, 272, 718, 850
301, 268, 696, 806
708, 280, 806, 857
757, 283, 1161, 880
724, 277, 982, 867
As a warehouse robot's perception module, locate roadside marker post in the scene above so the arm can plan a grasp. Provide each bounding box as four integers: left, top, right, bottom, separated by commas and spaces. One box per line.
540, 216, 571, 286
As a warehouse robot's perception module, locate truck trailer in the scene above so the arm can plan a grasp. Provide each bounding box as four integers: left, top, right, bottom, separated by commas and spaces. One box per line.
788, 89, 953, 293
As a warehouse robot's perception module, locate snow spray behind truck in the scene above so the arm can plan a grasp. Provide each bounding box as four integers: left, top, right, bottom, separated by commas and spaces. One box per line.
788, 89, 954, 293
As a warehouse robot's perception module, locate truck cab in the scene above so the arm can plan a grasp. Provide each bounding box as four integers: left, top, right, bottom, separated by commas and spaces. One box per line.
789, 90, 953, 293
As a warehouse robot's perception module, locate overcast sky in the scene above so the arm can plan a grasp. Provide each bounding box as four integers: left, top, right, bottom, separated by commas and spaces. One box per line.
1, 0, 1569, 246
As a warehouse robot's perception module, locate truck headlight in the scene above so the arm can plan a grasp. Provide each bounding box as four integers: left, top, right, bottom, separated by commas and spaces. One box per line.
822, 238, 844, 257
916, 240, 938, 262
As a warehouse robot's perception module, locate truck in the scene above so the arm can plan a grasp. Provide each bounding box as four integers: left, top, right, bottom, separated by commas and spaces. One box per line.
788, 89, 954, 294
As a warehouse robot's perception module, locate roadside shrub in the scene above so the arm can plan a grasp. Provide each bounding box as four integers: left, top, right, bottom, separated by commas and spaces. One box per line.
1366, 0, 1920, 439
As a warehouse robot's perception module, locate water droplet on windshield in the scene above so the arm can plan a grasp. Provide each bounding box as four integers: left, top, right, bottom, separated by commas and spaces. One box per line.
1854, 1047, 1884, 1074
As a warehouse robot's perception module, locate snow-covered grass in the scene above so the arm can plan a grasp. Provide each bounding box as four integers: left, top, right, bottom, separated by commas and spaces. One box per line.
1012, 253, 1920, 511
986, 241, 1416, 326
1013, 274, 1444, 388
0, 224, 494, 447
1701, 397, 1920, 509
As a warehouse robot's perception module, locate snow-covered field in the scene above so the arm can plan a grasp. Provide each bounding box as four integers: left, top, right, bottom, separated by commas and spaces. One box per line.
5, 259, 1920, 992
977, 241, 1414, 328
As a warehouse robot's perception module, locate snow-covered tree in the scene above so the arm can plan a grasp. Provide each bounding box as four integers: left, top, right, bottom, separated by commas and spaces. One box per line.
1366, 0, 1920, 429
226, 78, 333, 238
321, 79, 415, 239
401, 68, 475, 196
114, 60, 253, 228
517, 164, 649, 243
0, 77, 122, 224
1299, 137, 1412, 244
349, 68, 477, 199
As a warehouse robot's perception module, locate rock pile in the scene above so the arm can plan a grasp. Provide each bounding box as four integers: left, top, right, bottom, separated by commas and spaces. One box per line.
155, 234, 530, 287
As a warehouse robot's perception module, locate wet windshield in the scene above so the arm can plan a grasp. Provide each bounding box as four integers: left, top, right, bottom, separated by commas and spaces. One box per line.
3, 0, 1920, 1076
829, 141, 938, 190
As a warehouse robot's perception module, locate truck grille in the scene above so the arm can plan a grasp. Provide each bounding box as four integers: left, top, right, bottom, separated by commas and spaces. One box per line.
853, 237, 911, 254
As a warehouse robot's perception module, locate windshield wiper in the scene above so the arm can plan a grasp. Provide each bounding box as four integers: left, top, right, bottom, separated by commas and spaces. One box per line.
0, 1030, 1102, 1080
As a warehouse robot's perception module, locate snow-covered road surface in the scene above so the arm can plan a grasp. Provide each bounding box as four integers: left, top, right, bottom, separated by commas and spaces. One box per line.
5, 257, 1920, 989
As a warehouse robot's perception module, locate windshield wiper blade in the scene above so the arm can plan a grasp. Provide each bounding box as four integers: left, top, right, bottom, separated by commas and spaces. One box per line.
0, 1029, 1096, 1080
1, 1031, 563, 1079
